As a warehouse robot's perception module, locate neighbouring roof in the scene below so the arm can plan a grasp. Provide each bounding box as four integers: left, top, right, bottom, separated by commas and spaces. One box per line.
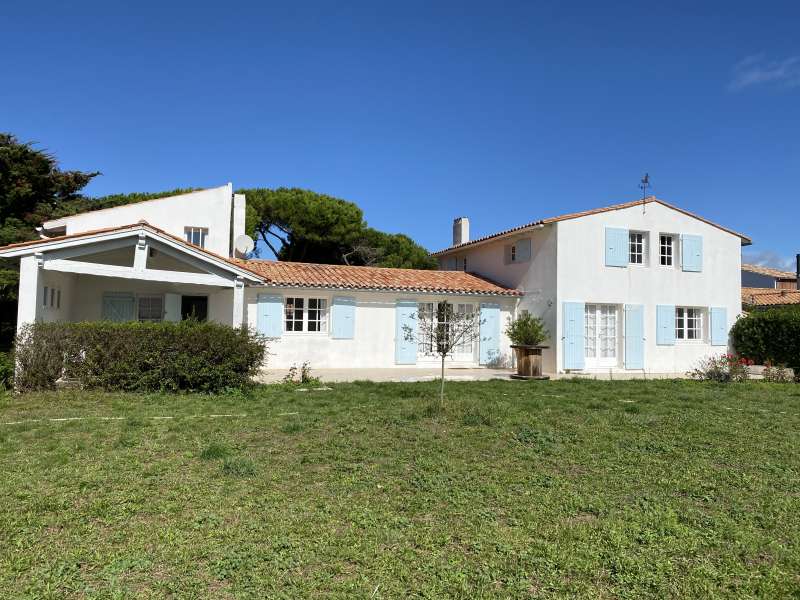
742, 287, 800, 307
432, 196, 752, 256
237, 260, 522, 296
741, 263, 797, 280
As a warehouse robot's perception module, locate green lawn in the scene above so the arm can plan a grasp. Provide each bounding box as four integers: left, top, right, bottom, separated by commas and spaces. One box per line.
1, 380, 799, 599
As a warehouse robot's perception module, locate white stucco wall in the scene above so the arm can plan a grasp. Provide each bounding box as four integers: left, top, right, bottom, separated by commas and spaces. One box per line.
555, 202, 743, 374
48, 185, 235, 257
69, 275, 232, 322
243, 287, 516, 370
439, 226, 558, 372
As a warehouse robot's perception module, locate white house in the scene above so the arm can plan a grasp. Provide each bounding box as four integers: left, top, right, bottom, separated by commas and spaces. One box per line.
0, 187, 750, 376
434, 197, 751, 375
0, 185, 519, 371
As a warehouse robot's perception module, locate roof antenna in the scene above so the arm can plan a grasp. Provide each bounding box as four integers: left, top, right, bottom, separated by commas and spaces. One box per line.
639, 173, 651, 213
639, 173, 651, 200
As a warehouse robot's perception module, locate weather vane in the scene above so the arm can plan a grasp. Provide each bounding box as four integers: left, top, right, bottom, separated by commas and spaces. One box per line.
639, 173, 651, 200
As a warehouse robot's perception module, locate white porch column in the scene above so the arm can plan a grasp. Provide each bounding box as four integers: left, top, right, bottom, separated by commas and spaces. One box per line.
133, 232, 148, 271
17, 254, 42, 332
232, 277, 245, 328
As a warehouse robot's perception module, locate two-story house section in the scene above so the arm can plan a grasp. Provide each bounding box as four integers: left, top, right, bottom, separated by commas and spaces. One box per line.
433, 197, 751, 376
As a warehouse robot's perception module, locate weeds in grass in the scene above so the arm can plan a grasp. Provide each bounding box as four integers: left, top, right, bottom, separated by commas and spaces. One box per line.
221, 456, 256, 477
280, 420, 304, 434
200, 442, 230, 460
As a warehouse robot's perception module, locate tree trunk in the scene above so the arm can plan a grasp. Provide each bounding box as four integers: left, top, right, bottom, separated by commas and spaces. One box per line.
440, 355, 446, 406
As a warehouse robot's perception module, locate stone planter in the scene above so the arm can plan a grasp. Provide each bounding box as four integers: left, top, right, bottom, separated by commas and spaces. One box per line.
510, 345, 549, 380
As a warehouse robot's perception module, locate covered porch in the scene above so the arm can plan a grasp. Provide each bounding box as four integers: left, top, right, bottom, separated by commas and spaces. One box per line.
3, 223, 263, 330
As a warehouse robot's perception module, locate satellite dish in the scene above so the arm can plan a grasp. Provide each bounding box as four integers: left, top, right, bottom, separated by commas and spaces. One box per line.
234, 234, 255, 257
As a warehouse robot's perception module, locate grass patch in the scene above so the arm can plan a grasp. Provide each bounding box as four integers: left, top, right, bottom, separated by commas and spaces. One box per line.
0, 380, 799, 597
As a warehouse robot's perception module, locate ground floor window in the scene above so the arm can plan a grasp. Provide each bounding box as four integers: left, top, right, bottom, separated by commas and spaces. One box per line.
676, 307, 703, 341
138, 295, 164, 323
585, 304, 618, 366
284, 296, 328, 333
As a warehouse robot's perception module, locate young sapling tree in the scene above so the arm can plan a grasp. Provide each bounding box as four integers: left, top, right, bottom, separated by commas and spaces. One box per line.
403, 301, 484, 405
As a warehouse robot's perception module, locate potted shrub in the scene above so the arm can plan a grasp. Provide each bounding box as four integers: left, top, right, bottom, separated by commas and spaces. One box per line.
505, 313, 549, 379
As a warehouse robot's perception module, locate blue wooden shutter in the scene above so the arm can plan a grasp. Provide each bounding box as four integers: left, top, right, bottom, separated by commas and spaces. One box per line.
624, 304, 645, 369
331, 296, 356, 339
515, 238, 532, 262
479, 303, 501, 365
605, 228, 629, 267
444, 257, 457, 271
257, 294, 283, 337
711, 307, 728, 346
395, 300, 418, 364
102, 293, 135, 322
656, 305, 675, 345
681, 235, 703, 272
562, 302, 585, 370
164, 293, 182, 322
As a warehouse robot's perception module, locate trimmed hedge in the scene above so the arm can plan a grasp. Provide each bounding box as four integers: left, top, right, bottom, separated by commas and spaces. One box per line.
13, 321, 267, 393
731, 309, 800, 368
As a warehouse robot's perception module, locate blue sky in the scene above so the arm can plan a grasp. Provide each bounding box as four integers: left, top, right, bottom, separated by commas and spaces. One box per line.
3, 1, 799, 267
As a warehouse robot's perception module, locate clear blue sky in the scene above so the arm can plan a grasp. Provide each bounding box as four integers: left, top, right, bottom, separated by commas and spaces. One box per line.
4, 1, 799, 267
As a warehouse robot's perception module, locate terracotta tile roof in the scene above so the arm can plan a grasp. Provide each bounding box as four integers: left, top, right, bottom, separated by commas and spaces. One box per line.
237, 260, 521, 296
741, 263, 797, 280
432, 196, 752, 255
742, 287, 800, 307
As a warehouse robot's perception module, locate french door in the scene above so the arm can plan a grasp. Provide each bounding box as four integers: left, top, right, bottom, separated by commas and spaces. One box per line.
584, 304, 619, 368
418, 301, 476, 362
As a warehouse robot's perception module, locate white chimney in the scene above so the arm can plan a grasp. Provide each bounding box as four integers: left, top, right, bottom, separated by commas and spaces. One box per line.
453, 217, 470, 246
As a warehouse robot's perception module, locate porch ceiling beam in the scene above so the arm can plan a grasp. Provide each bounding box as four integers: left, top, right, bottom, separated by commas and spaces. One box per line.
42, 259, 236, 287
45, 237, 137, 261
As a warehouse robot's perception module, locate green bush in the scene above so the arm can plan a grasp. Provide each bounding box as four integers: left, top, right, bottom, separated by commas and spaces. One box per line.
0, 351, 13, 390
731, 310, 800, 368
505, 313, 549, 346
13, 321, 267, 393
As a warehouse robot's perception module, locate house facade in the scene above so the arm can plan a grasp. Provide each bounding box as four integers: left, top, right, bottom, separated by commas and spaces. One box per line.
0, 185, 518, 371
0, 187, 750, 376
434, 197, 750, 375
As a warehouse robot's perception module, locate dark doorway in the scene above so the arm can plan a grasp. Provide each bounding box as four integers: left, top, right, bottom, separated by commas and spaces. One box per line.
181, 296, 208, 321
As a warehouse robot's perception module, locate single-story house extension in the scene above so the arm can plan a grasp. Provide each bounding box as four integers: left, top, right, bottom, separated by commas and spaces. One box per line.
0, 185, 751, 376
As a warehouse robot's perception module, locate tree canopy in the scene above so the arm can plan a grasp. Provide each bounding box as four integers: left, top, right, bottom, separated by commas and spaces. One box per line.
241, 187, 437, 269
0, 133, 99, 246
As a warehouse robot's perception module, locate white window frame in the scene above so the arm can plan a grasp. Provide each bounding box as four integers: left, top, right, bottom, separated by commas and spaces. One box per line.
417, 300, 477, 361
628, 231, 648, 266
675, 306, 705, 342
184, 226, 208, 248
659, 234, 676, 267
584, 304, 619, 368
137, 294, 164, 323
283, 296, 329, 334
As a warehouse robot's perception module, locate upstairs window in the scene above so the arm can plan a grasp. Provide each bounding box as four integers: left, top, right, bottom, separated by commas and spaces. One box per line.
659, 234, 674, 266
184, 227, 208, 248
629, 232, 646, 265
